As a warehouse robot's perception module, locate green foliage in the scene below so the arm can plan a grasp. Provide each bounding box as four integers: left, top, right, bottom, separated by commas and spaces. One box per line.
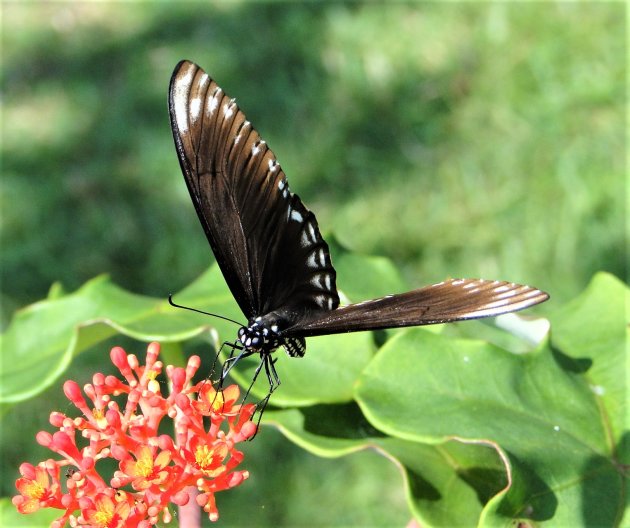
2, 2, 625, 526
1, 257, 626, 526
0, 498, 59, 527
1, 2, 624, 321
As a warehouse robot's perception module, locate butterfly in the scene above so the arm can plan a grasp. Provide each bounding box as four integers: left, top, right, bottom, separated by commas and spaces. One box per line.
168, 60, 549, 392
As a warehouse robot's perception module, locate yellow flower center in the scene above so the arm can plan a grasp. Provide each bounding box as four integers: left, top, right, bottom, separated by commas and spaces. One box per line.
211, 391, 225, 412
92, 408, 107, 428
135, 458, 154, 478
24, 481, 45, 499
94, 509, 113, 526
195, 445, 218, 470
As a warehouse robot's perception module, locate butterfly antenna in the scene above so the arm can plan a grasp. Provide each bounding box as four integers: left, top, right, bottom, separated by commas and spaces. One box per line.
168, 294, 242, 326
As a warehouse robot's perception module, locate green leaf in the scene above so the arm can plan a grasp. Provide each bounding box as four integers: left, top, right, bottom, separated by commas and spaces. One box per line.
329, 236, 408, 300
264, 405, 510, 526
0, 269, 231, 403
547, 271, 628, 448
229, 331, 375, 406
354, 272, 628, 526
0, 497, 59, 527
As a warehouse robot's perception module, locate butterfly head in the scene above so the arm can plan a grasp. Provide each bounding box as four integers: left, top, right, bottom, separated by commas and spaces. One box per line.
238, 318, 281, 353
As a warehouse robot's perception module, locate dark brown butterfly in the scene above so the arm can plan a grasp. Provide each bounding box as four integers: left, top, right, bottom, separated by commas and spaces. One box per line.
168, 60, 549, 388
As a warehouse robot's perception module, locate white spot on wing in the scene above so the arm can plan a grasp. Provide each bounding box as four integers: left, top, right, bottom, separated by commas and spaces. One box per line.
318, 249, 326, 266
190, 96, 202, 123
314, 294, 327, 308
189, 73, 210, 125
307, 251, 318, 268
494, 288, 518, 299
208, 93, 219, 114
234, 120, 247, 145
223, 99, 236, 119
479, 298, 511, 310
298, 222, 318, 247
252, 140, 266, 157
291, 210, 303, 223
173, 65, 196, 134
300, 230, 310, 248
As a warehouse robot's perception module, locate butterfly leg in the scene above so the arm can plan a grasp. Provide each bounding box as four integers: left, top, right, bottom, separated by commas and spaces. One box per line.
245, 354, 281, 438
220, 346, 256, 385
220, 341, 243, 371
241, 352, 268, 402
210, 341, 239, 383
264, 354, 281, 392
208, 341, 245, 411
240, 352, 278, 407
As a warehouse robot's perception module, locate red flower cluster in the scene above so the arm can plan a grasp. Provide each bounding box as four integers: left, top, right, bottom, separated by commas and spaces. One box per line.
13, 342, 257, 527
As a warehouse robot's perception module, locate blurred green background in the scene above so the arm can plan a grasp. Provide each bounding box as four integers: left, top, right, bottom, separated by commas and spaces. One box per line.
1, 2, 625, 526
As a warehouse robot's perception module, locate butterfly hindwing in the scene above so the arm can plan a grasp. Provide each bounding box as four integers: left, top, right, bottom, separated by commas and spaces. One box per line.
285, 278, 549, 337
169, 60, 339, 322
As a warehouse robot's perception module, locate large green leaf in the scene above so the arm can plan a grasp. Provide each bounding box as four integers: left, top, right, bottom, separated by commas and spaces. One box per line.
353, 272, 627, 526
231, 331, 375, 406
0, 267, 233, 403
264, 405, 511, 526
547, 272, 628, 449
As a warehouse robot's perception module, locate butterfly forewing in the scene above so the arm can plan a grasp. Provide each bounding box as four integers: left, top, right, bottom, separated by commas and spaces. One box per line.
169, 60, 339, 322
285, 278, 549, 337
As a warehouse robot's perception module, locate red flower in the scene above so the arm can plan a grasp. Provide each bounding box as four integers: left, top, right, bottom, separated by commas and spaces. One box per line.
194, 383, 242, 416
13, 465, 58, 513
186, 437, 228, 478
13, 342, 257, 526
120, 445, 171, 490
80, 492, 131, 527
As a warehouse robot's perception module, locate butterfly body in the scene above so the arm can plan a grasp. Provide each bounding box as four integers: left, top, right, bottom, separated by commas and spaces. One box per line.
237, 316, 306, 358
169, 60, 549, 373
